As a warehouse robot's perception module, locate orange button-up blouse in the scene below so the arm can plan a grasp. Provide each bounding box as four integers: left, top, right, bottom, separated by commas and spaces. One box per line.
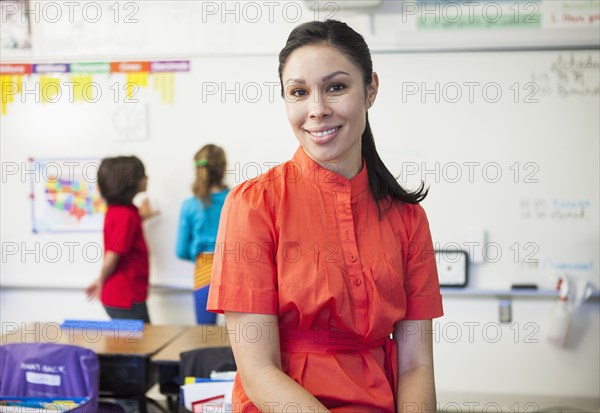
208, 147, 443, 412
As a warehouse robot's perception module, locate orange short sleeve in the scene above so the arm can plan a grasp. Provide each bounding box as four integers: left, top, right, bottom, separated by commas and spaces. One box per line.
402, 204, 444, 320
207, 180, 279, 315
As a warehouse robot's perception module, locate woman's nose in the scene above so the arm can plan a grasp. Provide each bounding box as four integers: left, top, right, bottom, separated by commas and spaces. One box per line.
308, 90, 332, 119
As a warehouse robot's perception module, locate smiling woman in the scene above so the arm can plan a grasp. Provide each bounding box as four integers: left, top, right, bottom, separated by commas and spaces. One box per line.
208, 20, 444, 413
281, 45, 372, 180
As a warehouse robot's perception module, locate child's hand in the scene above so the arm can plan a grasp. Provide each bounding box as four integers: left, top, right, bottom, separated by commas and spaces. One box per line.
139, 198, 160, 220
85, 278, 103, 301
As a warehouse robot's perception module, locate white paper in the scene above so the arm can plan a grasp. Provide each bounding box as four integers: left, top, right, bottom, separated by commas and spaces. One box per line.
183, 381, 234, 411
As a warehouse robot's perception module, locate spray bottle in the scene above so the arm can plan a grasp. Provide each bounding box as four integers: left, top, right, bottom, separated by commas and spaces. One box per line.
547, 277, 571, 348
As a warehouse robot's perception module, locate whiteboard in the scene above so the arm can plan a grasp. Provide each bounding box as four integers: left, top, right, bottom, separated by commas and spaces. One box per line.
1, 49, 598, 291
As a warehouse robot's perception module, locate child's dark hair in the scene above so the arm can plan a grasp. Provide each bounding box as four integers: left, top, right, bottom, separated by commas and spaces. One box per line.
97, 156, 146, 205
278, 20, 428, 216
193, 144, 227, 206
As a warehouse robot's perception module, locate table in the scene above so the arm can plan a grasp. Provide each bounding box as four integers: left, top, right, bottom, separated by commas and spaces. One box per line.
1, 322, 187, 413
152, 325, 230, 411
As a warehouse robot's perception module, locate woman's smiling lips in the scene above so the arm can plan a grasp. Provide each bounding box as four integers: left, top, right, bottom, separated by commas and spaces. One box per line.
304, 126, 341, 144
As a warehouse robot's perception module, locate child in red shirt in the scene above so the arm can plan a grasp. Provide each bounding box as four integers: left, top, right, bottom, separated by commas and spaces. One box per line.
85, 156, 158, 323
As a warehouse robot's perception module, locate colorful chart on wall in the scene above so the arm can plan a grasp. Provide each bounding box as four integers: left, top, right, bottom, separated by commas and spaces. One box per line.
30, 158, 106, 233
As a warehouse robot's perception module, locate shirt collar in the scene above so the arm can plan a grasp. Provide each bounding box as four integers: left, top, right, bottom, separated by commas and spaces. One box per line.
291, 146, 369, 196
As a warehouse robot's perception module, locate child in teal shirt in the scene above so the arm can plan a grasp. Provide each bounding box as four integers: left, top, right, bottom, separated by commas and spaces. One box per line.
176, 144, 229, 324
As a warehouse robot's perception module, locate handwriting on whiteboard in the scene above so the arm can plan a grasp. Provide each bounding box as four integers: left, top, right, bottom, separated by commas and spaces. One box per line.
530, 52, 600, 98
543, 259, 594, 272
520, 198, 592, 220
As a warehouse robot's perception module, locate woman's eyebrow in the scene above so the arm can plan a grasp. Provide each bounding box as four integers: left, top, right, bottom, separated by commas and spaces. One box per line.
285, 78, 305, 85
322, 71, 350, 82
285, 71, 351, 84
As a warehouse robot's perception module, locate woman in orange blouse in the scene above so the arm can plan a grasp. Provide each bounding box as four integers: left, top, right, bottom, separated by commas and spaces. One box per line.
208, 20, 443, 413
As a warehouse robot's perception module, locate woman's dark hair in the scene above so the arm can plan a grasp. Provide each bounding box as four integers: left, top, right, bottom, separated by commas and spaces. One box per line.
97, 156, 145, 205
278, 20, 428, 215
192, 144, 228, 206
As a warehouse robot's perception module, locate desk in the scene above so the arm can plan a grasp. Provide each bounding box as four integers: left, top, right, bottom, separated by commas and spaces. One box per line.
152, 325, 230, 408
1, 323, 186, 413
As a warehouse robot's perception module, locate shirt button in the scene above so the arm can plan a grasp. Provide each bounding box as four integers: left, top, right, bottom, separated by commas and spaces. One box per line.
353, 278, 362, 286
350, 255, 357, 262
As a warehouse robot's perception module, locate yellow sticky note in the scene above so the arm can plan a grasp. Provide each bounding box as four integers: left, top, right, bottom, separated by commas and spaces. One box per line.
126, 72, 149, 100
71, 74, 94, 103
153, 73, 175, 104
1, 75, 18, 115
40, 76, 61, 104
138, 72, 148, 87
0, 74, 26, 115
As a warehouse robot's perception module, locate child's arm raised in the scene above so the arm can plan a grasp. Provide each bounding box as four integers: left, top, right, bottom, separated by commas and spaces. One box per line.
85, 251, 119, 301
139, 197, 160, 220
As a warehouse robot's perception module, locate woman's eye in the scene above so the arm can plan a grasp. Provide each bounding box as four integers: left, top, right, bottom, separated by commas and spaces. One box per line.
291, 89, 307, 97
328, 83, 345, 93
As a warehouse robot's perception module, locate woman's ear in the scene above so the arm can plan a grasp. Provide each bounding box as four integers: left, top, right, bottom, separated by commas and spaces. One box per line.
367, 72, 379, 107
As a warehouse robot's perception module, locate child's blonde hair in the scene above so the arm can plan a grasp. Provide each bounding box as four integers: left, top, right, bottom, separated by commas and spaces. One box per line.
193, 144, 227, 205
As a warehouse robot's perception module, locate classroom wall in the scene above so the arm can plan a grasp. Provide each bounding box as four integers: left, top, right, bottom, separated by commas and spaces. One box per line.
1, 1, 599, 409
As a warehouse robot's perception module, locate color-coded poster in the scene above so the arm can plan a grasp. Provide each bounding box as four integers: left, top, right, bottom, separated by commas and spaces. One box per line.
0, 60, 189, 115
30, 158, 106, 233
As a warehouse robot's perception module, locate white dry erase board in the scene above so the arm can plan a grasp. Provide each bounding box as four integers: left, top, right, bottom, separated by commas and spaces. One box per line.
1, 49, 598, 291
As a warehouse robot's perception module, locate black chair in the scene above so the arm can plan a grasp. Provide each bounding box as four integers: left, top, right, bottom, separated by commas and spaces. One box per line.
179, 346, 236, 379
174, 346, 236, 412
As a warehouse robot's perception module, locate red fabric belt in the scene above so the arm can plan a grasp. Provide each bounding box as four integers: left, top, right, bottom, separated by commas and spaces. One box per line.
279, 329, 398, 400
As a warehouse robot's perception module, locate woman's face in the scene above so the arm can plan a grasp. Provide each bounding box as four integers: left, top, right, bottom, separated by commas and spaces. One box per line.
282, 44, 378, 178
